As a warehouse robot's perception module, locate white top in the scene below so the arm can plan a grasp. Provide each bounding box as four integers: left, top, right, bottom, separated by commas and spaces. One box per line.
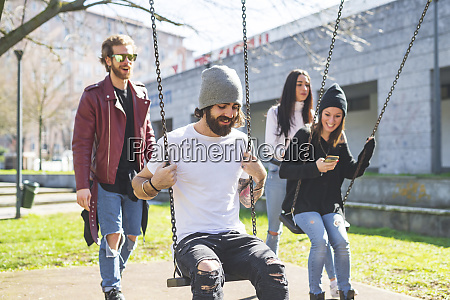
147, 123, 249, 242
264, 101, 307, 161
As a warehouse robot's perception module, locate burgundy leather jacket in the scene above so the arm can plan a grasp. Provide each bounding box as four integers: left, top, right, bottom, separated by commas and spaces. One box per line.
72, 75, 155, 191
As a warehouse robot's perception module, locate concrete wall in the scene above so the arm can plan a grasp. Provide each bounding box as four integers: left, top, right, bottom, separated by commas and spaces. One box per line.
345, 205, 450, 238
146, 0, 450, 174
343, 176, 450, 209
343, 176, 450, 238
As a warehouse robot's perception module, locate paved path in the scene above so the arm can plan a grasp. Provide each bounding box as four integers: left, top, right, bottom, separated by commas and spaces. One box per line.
0, 261, 420, 300
0, 193, 79, 219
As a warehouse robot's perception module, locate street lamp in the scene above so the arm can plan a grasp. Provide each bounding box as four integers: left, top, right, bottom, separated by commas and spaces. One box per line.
14, 49, 23, 219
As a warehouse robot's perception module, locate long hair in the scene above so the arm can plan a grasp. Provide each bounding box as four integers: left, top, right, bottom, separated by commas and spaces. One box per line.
276, 69, 313, 137
313, 112, 346, 148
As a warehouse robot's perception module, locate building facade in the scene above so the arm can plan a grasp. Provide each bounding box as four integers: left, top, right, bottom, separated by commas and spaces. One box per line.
145, 0, 450, 174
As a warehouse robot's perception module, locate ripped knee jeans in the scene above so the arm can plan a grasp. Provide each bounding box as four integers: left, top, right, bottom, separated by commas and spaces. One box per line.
175, 231, 289, 300
97, 184, 143, 292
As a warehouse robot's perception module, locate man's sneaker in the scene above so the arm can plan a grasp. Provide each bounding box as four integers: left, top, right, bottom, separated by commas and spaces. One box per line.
330, 280, 339, 298
104, 288, 125, 300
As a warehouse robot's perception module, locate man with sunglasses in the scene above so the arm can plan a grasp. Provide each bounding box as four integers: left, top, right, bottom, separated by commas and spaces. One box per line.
72, 34, 155, 300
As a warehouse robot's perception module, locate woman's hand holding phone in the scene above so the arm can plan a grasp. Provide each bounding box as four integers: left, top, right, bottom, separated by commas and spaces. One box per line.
317, 156, 339, 173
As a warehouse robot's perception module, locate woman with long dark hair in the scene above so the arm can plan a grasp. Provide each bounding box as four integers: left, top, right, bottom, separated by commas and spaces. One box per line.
264, 69, 313, 255
280, 83, 375, 300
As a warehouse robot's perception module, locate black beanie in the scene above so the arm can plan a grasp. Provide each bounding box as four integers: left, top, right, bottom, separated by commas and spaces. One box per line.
319, 83, 347, 116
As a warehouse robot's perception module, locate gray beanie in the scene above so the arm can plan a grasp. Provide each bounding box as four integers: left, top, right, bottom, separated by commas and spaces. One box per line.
319, 83, 347, 116
198, 65, 243, 110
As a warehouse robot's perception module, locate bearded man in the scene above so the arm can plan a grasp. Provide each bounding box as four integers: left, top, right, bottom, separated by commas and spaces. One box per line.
72, 34, 155, 300
132, 65, 289, 300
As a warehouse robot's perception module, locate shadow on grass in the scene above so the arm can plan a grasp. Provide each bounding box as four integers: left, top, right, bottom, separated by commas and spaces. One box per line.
349, 226, 450, 248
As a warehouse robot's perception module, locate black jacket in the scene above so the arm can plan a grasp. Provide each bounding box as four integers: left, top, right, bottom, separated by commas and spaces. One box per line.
279, 127, 375, 215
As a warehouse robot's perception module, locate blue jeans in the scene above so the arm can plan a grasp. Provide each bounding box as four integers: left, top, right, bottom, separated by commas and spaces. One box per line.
265, 163, 286, 255
324, 244, 336, 280
97, 184, 143, 292
294, 212, 351, 295
175, 231, 289, 300
265, 164, 337, 282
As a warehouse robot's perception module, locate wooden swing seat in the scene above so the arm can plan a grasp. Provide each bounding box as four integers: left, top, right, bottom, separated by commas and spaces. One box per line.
167, 273, 245, 287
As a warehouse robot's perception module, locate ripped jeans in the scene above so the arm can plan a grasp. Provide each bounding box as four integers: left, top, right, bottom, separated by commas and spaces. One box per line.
97, 184, 143, 292
175, 231, 289, 300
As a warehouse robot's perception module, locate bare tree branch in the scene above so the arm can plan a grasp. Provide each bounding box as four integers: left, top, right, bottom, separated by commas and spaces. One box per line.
1, 0, 65, 55
0, 0, 5, 23
0, 0, 191, 56
21, 0, 29, 25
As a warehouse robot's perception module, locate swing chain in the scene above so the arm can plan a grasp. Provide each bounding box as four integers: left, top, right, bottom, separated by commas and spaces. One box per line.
241, 0, 257, 237
343, 0, 432, 204
149, 0, 178, 250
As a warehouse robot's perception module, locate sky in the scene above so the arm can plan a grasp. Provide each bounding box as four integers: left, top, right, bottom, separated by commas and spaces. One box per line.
90, 0, 343, 56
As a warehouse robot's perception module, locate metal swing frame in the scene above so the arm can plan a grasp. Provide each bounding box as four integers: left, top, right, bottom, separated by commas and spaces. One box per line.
279, 0, 433, 234
148, 0, 257, 288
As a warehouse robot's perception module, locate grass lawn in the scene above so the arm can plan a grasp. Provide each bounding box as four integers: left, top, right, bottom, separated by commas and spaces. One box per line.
0, 203, 449, 299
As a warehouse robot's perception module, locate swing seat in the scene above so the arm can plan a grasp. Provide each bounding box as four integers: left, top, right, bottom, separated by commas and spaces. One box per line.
167, 273, 245, 287
279, 212, 304, 234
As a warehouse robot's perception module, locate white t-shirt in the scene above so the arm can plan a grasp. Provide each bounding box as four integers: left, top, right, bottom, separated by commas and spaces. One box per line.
264, 102, 307, 161
147, 123, 249, 242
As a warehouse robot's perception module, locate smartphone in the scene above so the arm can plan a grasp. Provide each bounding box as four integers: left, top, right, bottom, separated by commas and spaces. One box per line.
324, 155, 339, 163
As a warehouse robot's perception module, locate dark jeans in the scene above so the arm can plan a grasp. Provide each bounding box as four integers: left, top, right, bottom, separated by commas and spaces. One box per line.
175, 231, 289, 300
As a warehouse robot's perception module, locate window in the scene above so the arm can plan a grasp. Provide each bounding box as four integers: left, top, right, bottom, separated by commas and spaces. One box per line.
437, 66, 450, 101
442, 84, 450, 101
340, 81, 377, 112
347, 95, 370, 111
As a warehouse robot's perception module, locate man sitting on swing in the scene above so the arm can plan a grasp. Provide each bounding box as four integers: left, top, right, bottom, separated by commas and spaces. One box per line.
133, 65, 289, 300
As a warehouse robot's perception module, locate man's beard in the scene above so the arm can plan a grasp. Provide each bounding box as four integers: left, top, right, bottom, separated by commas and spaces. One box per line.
205, 109, 236, 136
111, 63, 131, 80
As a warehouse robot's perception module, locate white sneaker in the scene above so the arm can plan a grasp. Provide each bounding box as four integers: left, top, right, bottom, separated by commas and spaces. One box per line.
330, 280, 339, 298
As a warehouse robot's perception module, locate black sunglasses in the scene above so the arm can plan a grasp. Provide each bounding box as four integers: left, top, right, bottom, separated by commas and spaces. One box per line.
110, 53, 137, 63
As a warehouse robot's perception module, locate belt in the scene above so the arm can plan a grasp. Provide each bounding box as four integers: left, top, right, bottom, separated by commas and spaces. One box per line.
89, 178, 100, 245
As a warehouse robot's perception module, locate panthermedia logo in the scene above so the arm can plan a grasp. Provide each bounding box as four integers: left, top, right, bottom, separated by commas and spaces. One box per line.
127, 137, 315, 163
